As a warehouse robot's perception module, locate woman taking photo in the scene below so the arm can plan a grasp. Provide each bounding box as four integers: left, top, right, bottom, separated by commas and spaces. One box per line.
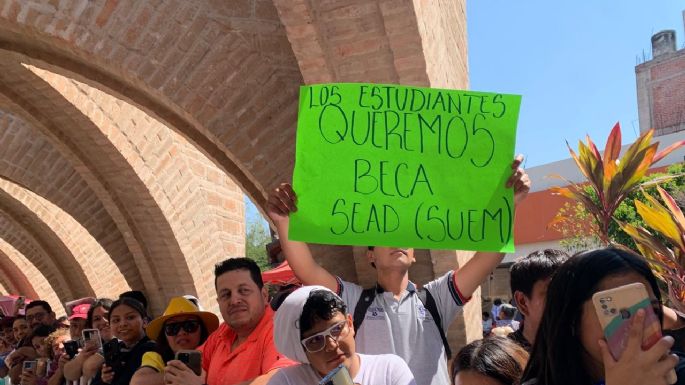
64, 298, 114, 383
521, 248, 680, 385
93, 297, 155, 385
131, 297, 218, 385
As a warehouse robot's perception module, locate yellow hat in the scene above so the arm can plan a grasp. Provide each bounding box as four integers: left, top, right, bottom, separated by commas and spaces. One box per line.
146, 297, 219, 340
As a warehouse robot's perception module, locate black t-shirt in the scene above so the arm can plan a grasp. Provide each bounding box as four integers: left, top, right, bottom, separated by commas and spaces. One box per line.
91, 336, 156, 385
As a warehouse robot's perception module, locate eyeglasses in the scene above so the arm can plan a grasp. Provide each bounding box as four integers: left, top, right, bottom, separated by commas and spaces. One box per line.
26, 312, 46, 323
164, 320, 200, 336
300, 321, 349, 353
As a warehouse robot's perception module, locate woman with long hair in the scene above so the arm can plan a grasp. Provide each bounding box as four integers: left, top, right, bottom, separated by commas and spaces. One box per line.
63, 298, 114, 383
95, 297, 156, 385
521, 248, 679, 385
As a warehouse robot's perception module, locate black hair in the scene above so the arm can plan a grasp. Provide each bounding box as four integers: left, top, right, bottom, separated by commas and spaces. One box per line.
119, 291, 148, 311
521, 247, 663, 385
155, 315, 209, 363
493, 298, 503, 306
299, 290, 347, 339
482, 311, 490, 320
510, 249, 569, 297
451, 336, 529, 385
108, 297, 148, 322
26, 300, 52, 314
214, 257, 263, 289
86, 298, 113, 329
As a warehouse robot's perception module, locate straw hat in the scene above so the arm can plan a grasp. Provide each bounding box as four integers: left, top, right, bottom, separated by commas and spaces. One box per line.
146, 297, 219, 340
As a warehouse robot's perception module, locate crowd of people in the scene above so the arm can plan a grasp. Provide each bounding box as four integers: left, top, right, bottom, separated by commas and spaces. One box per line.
0, 156, 682, 385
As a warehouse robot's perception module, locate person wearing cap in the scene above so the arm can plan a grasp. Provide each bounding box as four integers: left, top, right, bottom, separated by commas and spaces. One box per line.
68, 303, 90, 341
268, 286, 416, 385
202, 257, 296, 385
130, 297, 218, 385
63, 298, 115, 384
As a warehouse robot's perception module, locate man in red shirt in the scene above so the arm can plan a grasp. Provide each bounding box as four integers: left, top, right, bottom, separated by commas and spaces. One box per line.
202, 257, 294, 385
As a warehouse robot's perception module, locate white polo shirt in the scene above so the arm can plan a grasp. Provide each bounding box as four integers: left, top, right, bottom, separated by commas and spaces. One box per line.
336, 271, 468, 385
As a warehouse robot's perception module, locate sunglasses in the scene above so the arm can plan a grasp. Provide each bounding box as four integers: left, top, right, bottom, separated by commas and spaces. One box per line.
164, 320, 200, 336
300, 321, 349, 353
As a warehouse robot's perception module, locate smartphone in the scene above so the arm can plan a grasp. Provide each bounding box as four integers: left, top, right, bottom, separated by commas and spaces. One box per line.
592, 282, 662, 360
175, 349, 202, 376
102, 339, 121, 368
318, 364, 354, 385
64, 340, 80, 359
22, 360, 36, 374
82, 328, 102, 351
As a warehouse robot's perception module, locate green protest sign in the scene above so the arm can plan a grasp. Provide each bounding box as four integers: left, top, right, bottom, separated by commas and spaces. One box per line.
290, 83, 521, 252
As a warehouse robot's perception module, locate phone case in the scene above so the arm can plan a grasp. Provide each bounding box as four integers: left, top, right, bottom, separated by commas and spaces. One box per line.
175, 349, 202, 376
592, 282, 661, 361
319, 364, 354, 385
82, 328, 103, 351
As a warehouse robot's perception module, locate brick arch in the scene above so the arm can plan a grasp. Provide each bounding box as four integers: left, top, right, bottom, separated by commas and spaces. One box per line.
0, 209, 81, 303
0, 110, 145, 294
0, 0, 303, 209
0, 248, 38, 299
0, 189, 95, 298
0, 60, 195, 315
0, 238, 63, 314
0, 177, 131, 298
23, 65, 247, 310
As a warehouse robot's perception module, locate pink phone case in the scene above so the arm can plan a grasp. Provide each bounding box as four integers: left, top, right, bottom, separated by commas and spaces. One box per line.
592, 282, 661, 360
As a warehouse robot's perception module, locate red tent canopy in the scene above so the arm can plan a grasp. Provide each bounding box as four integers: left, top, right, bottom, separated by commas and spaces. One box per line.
262, 261, 299, 285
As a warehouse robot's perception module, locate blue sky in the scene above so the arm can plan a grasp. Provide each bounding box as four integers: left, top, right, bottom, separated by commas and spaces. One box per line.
468, 1, 684, 168
247, 2, 685, 225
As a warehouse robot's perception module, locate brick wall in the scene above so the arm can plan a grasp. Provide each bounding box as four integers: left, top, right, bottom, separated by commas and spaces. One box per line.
636, 49, 685, 136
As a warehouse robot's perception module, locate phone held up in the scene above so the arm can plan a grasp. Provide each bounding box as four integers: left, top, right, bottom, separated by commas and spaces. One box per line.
319, 364, 354, 385
175, 349, 202, 376
63, 340, 80, 359
103, 339, 122, 370
82, 328, 103, 352
592, 282, 661, 360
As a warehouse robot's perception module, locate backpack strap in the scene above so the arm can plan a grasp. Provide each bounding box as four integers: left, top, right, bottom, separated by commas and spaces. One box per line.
353, 287, 377, 334
417, 289, 452, 359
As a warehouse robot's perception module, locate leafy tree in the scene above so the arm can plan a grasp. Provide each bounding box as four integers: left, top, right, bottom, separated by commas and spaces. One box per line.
245, 219, 272, 271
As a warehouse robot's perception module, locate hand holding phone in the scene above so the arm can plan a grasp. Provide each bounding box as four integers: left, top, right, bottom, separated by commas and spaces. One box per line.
63, 340, 79, 359
594, 282, 678, 384
81, 329, 102, 352
102, 339, 121, 369
319, 364, 354, 385
174, 350, 202, 376
592, 282, 661, 360
22, 360, 36, 374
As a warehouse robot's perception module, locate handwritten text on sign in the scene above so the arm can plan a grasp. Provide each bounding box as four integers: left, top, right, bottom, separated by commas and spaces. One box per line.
290, 84, 521, 252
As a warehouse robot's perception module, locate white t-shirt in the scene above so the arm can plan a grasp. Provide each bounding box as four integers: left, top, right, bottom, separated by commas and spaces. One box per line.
267, 353, 416, 385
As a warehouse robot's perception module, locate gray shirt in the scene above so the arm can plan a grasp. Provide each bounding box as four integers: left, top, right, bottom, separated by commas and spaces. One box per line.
336, 271, 467, 385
